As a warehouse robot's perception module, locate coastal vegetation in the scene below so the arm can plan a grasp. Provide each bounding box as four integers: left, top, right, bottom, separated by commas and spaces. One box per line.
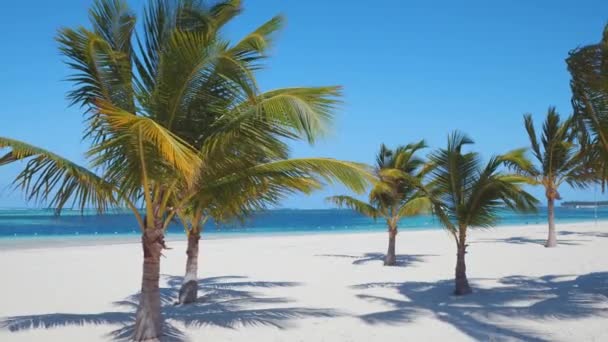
0, 0, 373, 339
0, 2, 608, 341
425, 132, 538, 295
327, 142, 431, 266
509, 108, 594, 247
567, 25, 608, 181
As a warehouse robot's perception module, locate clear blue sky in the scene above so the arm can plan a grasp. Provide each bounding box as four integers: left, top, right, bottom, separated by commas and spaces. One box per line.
1, 0, 608, 209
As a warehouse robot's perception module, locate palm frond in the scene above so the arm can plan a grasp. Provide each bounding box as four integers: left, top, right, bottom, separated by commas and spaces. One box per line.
519, 108, 595, 194
212, 158, 373, 194
230, 15, 283, 59
326, 195, 380, 219
396, 196, 431, 218
427, 131, 539, 235
0, 137, 117, 213
523, 114, 543, 163
499, 147, 540, 181
91, 100, 201, 183
250, 87, 343, 143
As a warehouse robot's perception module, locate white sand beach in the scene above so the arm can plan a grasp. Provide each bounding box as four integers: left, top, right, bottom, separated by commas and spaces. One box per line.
1, 222, 608, 341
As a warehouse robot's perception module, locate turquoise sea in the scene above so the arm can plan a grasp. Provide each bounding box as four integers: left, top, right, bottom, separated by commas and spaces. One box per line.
0, 207, 606, 240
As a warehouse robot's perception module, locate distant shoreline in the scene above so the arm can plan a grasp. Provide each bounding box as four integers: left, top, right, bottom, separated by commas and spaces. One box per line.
1, 219, 607, 251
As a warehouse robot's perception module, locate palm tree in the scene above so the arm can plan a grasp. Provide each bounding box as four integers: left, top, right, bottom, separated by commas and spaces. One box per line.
173, 151, 371, 304
172, 157, 332, 304
132, 2, 373, 304
0, 104, 201, 341
1, 0, 372, 339
567, 24, 608, 185
427, 132, 537, 295
512, 108, 594, 247
327, 142, 431, 266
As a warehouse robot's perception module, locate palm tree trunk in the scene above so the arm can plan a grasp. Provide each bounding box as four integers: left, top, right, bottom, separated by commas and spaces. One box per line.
133, 228, 165, 341
178, 231, 200, 304
384, 226, 397, 266
454, 227, 471, 295
545, 197, 557, 247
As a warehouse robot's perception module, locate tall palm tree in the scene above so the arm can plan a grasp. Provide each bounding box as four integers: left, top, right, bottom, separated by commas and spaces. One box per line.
512, 108, 594, 247
137, 2, 373, 304
327, 142, 431, 266
1, 0, 372, 340
0, 103, 201, 341
427, 132, 537, 295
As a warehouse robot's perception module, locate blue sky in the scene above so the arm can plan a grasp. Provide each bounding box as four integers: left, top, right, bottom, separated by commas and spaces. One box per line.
1, 0, 608, 209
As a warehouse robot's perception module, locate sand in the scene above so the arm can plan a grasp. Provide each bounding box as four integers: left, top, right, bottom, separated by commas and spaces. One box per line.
1, 221, 607, 341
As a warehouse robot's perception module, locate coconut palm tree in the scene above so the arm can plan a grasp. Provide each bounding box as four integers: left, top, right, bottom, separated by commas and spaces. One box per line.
172, 154, 349, 304
0, 106, 202, 340
567, 24, 608, 184
173, 144, 371, 304
511, 108, 595, 247
327, 142, 431, 266
427, 132, 537, 295
1, 0, 372, 339
108, 1, 373, 305
151, 2, 376, 304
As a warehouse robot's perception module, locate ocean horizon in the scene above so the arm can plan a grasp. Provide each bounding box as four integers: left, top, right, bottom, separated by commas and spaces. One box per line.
0, 207, 605, 241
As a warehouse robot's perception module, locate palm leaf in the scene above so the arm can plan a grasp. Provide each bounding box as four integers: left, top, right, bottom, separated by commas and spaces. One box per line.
91, 100, 202, 184
326, 195, 380, 219
0, 137, 116, 213
250, 87, 343, 143
396, 196, 431, 218
208, 158, 373, 195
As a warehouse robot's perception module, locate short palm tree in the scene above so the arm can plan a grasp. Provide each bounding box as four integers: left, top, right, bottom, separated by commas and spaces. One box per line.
427, 132, 537, 295
327, 142, 431, 266
0, 0, 372, 340
172, 156, 329, 304
173, 140, 371, 304
512, 108, 595, 247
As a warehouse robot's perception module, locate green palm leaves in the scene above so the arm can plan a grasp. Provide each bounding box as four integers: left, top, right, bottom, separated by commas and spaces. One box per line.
567, 25, 608, 182
328, 141, 430, 223
425, 132, 537, 294
0, 138, 117, 214
3, 0, 374, 339
506, 108, 594, 247
516, 108, 593, 191
1, 0, 372, 230
427, 132, 537, 234
327, 142, 430, 266
327, 195, 380, 219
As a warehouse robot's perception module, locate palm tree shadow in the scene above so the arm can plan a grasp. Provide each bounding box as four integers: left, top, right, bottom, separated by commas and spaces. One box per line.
476, 236, 585, 246
316, 253, 434, 267
559, 230, 608, 239
352, 272, 608, 341
1, 275, 341, 341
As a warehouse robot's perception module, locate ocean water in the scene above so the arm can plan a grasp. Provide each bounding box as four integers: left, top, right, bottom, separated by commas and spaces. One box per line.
0, 207, 605, 240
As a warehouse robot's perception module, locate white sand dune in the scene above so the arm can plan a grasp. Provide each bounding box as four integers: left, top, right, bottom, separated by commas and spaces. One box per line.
1, 221, 608, 341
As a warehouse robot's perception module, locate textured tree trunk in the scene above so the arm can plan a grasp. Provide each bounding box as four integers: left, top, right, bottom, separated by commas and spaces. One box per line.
133, 228, 165, 341
178, 231, 200, 304
545, 197, 557, 247
454, 227, 471, 295
384, 227, 397, 266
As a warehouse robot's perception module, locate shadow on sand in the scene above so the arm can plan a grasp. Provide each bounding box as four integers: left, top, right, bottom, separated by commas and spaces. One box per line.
353, 272, 608, 341
559, 230, 608, 239
475, 236, 586, 246
316, 253, 434, 267
0, 275, 341, 341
